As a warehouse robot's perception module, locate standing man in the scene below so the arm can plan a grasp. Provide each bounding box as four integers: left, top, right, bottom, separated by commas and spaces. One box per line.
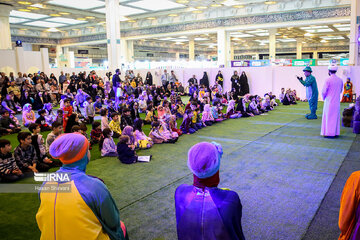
321, 64, 343, 137
169, 70, 177, 89
112, 69, 121, 96
161, 69, 169, 89
297, 66, 319, 119
58, 71, 66, 92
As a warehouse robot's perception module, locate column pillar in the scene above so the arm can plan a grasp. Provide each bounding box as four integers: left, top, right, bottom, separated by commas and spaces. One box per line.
254, 53, 260, 60
189, 37, 195, 61
127, 40, 134, 62
230, 44, 235, 61
15, 47, 26, 73
40, 48, 50, 75
349, 0, 360, 66
313, 51, 318, 59
217, 29, 231, 67
56, 45, 62, 67
0, 4, 12, 50
269, 28, 277, 60
120, 39, 128, 64
296, 39, 303, 59
106, 0, 121, 71
175, 52, 180, 61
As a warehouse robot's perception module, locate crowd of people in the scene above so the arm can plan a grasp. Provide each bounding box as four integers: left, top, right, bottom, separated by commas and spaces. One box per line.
0, 68, 283, 182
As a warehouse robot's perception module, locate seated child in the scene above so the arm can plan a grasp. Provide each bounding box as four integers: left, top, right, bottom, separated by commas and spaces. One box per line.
46, 122, 63, 152
94, 96, 103, 114
71, 125, 81, 133
0, 110, 21, 135
122, 126, 137, 149
248, 96, 260, 115
22, 103, 36, 127
55, 109, 63, 125
100, 128, 117, 157
235, 97, 253, 117
28, 124, 53, 166
117, 135, 137, 164
62, 98, 73, 130
149, 121, 168, 144
101, 108, 109, 131
169, 115, 182, 136
36, 110, 52, 132
180, 109, 197, 135
211, 105, 224, 122
85, 97, 95, 124
14, 132, 50, 173
0, 139, 24, 182
120, 108, 133, 130
90, 121, 102, 146
144, 105, 154, 125
161, 115, 179, 141
109, 112, 121, 138
43, 103, 56, 126
202, 104, 215, 126
64, 113, 79, 133
133, 118, 153, 149
226, 100, 241, 119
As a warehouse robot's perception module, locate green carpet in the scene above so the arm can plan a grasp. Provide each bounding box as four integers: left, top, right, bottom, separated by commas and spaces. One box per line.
0, 102, 356, 240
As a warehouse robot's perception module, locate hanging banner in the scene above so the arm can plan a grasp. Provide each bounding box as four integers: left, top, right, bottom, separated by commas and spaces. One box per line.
340, 58, 349, 66
292, 59, 316, 67
231, 60, 250, 67
271, 59, 292, 66
317, 60, 331, 66
249, 60, 270, 67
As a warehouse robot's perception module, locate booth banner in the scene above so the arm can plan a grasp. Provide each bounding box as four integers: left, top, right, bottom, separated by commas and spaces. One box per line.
231, 61, 250, 67
340, 58, 349, 66
292, 59, 316, 67
271, 59, 292, 66
317, 60, 332, 66
250, 60, 270, 67
75, 58, 92, 68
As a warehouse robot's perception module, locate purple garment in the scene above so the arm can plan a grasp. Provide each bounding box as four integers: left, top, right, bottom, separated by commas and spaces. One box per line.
350, 202, 360, 240
175, 184, 245, 240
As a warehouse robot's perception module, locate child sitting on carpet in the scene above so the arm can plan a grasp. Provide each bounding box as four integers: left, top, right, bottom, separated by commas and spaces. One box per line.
180, 109, 196, 135
226, 100, 241, 119
101, 109, 109, 131
90, 122, 102, 146
144, 105, 154, 125
109, 112, 121, 138
202, 104, 215, 126
117, 135, 137, 164
133, 118, 153, 149
248, 96, 260, 115
22, 103, 36, 127
122, 126, 136, 149
45, 122, 63, 152
35, 110, 52, 132
99, 128, 117, 157
0, 139, 24, 182
149, 121, 168, 144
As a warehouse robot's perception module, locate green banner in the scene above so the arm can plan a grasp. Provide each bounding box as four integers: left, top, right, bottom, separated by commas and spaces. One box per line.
292, 59, 316, 67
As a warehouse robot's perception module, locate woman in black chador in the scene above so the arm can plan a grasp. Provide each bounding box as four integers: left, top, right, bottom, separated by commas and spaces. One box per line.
239, 71, 250, 96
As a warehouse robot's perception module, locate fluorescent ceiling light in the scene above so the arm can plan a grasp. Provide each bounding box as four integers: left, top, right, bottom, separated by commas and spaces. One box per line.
300, 25, 328, 30
47, 0, 104, 10
223, 0, 241, 6
158, 37, 176, 40
194, 37, 208, 41
278, 39, 296, 42
336, 27, 350, 31
316, 29, 334, 33
47, 17, 87, 25
10, 10, 48, 19
230, 34, 254, 38
31, 3, 45, 8
333, 24, 350, 28
321, 36, 344, 40
170, 39, 188, 42
47, 27, 60, 32
247, 30, 267, 34
128, 0, 185, 11
93, 6, 146, 15
9, 17, 29, 24
119, 16, 129, 21
178, 36, 188, 39
255, 40, 269, 43
255, 33, 269, 36
24, 21, 66, 28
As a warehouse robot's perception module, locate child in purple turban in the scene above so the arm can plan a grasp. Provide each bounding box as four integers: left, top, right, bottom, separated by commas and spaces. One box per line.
175, 142, 245, 240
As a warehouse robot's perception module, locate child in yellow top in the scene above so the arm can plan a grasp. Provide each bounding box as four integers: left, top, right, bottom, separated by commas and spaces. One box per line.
109, 112, 121, 138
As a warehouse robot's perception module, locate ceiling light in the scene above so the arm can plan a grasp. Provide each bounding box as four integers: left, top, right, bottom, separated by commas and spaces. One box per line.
9, 17, 28, 24
211, 4, 222, 7
48, 17, 87, 24
192, 10, 202, 13
264, 1, 277, 4
128, 0, 185, 11
48, 0, 104, 10
320, 40, 327, 43
147, 17, 156, 20
59, 12, 70, 15
25, 21, 66, 28
86, 26, 94, 29
168, 14, 178, 17
233, 5, 245, 8
19, 28, 28, 30
128, 20, 136, 23
302, 41, 306, 44
77, 18, 86, 21
49, 14, 61, 17
97, 21, 106, 25
175, 42, 183, 45
18, 9, 31, 12
27, 6, 39, 10
31, 3, 45, 8
47, 27, 60, 32
177, 0, 188, 3
72, 28, 80, 31
304, 33, 312, 37
196, 6, 207, 9
10, 10, 48, 19
85, 16, 95, 19
18, 1, 32, 5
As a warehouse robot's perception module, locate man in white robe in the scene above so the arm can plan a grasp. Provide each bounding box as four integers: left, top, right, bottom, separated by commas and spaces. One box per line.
321, 64, 343, 137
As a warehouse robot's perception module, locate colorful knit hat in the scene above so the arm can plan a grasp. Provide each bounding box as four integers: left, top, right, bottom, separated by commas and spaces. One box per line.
49, 133, 89, 164
188, 142, 223, 179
